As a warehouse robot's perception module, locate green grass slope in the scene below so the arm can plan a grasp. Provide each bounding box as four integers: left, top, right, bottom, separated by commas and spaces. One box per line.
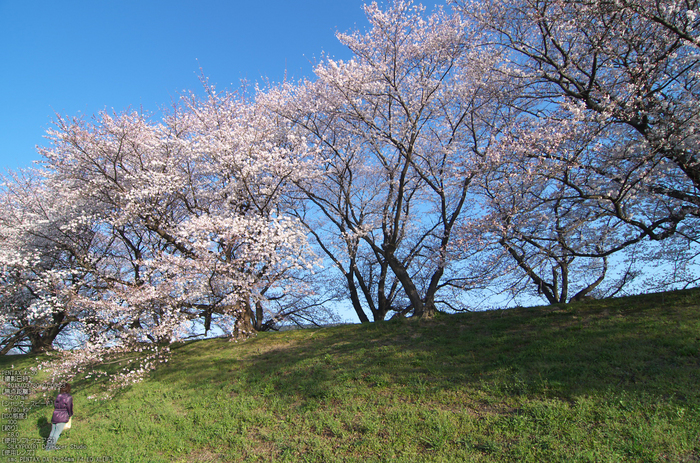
2, 289, 700, 462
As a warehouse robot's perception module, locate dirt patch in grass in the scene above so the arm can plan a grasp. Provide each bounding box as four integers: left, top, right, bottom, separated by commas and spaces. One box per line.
178, 447, 226, 463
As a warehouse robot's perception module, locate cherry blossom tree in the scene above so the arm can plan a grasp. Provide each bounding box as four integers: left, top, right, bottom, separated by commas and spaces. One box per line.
432, 0, 700, 302
37, 87, 319, 343
0, 87, 327, 393
264, 0, 509, 319
458, 0, 700, 243
472, 153, 645, 304
0, 170, 92, 354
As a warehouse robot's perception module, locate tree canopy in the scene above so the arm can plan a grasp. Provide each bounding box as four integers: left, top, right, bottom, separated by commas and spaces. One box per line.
2, 0, 697, 387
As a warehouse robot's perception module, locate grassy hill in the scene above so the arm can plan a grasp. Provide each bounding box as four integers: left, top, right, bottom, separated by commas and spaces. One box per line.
2, 289, 699, 462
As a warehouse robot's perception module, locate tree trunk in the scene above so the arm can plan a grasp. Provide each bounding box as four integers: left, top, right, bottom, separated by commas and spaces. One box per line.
346, 272, 371, 323
29, 332, 56, 354
383, 251, 429, 318
229, 298, 255, 339
255, 300, 265, 331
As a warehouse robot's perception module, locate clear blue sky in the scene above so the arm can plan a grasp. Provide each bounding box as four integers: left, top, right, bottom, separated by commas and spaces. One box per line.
0, 0, 380, 172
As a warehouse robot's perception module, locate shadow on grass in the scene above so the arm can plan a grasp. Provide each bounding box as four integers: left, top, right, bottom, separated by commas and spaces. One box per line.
155, 288, 700, 408
37, 416, 50, 440
4, 289, 696, 463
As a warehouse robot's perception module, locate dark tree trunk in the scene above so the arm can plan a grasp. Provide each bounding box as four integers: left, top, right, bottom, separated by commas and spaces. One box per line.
346, 271, 371, 323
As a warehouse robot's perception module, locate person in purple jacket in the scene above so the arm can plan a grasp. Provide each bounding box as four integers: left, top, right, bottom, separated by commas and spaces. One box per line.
45, 383, 73, 450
